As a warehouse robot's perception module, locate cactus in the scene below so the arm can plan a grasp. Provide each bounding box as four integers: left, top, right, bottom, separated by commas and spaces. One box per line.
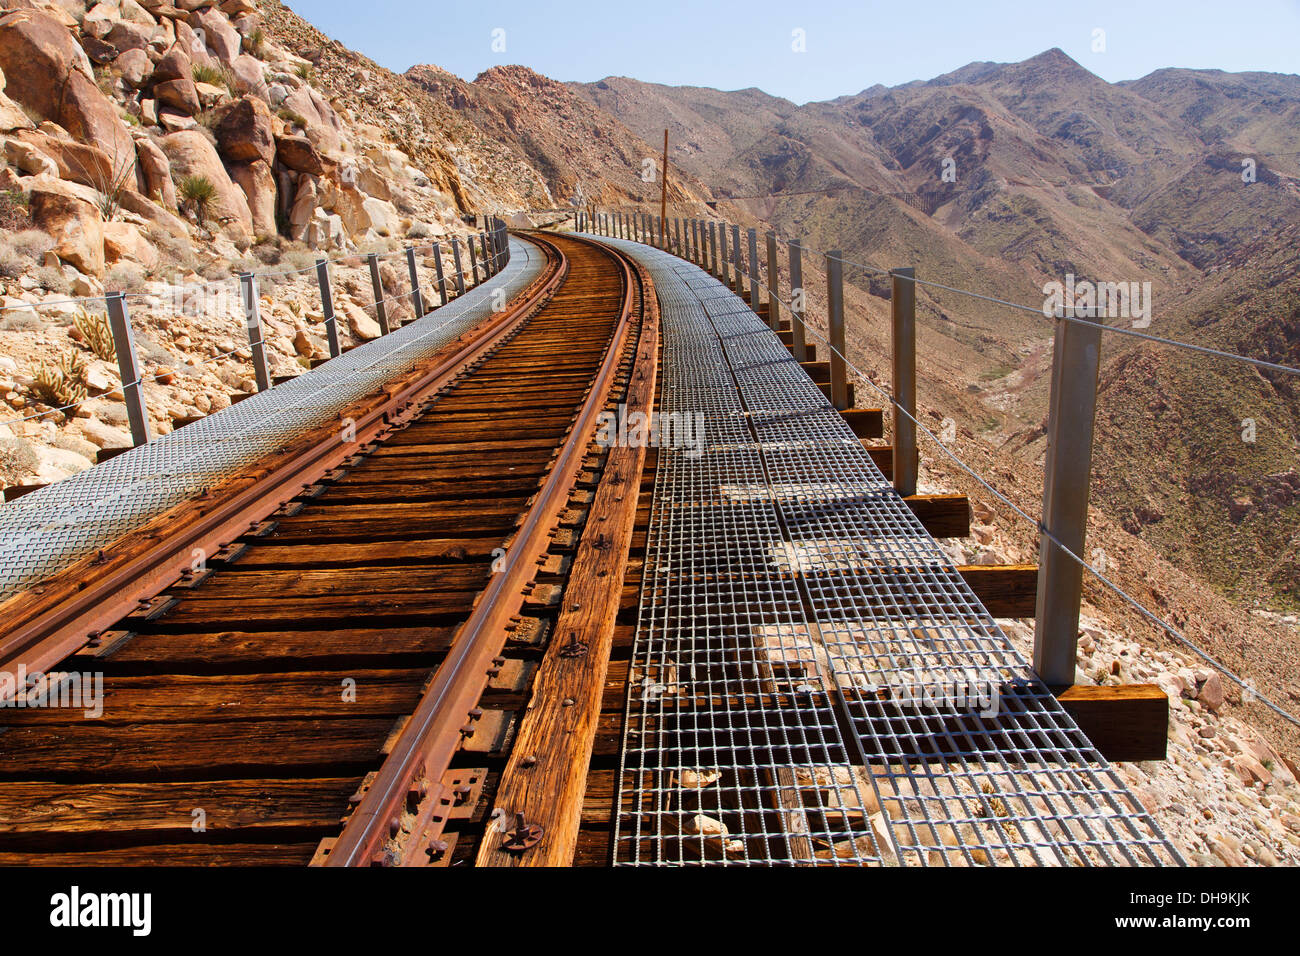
73, 307, 115, 361
31, 350, 89, 412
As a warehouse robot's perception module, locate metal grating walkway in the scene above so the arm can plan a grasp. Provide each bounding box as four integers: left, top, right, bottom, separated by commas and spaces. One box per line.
590, 235, 1183, 867
0, 238, 546, 601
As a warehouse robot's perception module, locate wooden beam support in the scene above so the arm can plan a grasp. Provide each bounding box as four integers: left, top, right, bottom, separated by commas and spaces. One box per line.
957, 564, 1038, 617
1052, 684, 1169, 762
476, 262, 660, 868
818, 381, 855, 405
863, 442, 893, 480
904, 493, 970, 538
800, 360, 830, 383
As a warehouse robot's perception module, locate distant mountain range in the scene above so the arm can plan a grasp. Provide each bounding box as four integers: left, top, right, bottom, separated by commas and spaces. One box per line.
554, 49, 1300, 613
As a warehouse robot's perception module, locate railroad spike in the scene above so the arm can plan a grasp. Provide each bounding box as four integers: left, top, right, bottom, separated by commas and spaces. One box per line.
501, 812, 544, 853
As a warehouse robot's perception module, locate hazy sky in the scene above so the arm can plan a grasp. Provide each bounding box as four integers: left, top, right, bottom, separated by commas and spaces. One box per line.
287, 0, 1300, 105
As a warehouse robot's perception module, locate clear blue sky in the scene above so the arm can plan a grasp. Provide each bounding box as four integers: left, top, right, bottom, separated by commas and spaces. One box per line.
288, 0, 1300, 105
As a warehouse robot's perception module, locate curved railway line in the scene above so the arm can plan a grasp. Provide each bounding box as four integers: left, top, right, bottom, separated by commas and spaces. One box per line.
0, 226, 1183, 870
0, 233, 657, 867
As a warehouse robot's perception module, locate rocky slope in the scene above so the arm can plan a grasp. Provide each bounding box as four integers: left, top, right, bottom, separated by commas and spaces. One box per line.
0, 0, 711, 491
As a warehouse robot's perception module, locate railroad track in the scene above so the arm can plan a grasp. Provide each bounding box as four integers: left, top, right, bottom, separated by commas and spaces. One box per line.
0, 232, 658, 867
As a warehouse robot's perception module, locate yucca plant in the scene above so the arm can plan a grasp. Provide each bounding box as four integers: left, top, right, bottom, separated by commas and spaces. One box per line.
179, 174, 217, 224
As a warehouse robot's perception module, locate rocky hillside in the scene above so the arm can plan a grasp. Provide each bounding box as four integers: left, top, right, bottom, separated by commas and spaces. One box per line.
406, 63, 710, 211
576, 51, 1300, 613
0, 0, 712, 493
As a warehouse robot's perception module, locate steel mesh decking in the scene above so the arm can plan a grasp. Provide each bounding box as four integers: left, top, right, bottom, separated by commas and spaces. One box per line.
0, 239, 545, 600
590, 235, 1183, 867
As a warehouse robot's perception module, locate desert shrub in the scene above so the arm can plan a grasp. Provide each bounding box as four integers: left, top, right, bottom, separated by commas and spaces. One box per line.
0, 229, 46, 278
276, 107, 308, 129
199, 259, 235, 281
106, 262, 148, 294
280, 245, 321, 272
243, 28, 266, 58
406, 222, 432, 240
73, 307, 116, 360
34, 265, 70, 295
192, 63, 236, 90
294, 63, 313, 81
9, 230, 52, 261
178, 174, 217, 224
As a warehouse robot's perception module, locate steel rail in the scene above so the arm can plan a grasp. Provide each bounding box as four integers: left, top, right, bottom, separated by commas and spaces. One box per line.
323, 234, 643, 866
0, 238, 568, 686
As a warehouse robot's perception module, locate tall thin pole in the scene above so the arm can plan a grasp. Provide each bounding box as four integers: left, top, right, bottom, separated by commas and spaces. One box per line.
660, 129, 668, 248
891, 267, 918, 496
826, 250, 847, 410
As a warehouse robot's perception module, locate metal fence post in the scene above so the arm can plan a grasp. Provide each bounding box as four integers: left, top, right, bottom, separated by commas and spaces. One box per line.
746, 227, 760, 314
240, 272, 271, 390
406, 247, 424, 319
316, 258, 340, 358
675, 217, 682, 255
365, 254, 390, 335
891, 267, 918, 496
105, 292, 151, 446
710, 221, 720, 277
451, 238, 467, 295
719, 224, 729, 285
1033, 316, 1104, 687
826, 250, 848, 410
432, 241, 448, 306
690, 219, 699, 264
468, 235, 481, 286
765, 231, 781, 332
788, 240, 807, 362
731, 224, 744, 297
478, 232, 489, 277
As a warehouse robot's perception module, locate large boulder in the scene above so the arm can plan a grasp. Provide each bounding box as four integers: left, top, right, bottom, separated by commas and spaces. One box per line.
120, 0, 159, 26
287, 173, 316, 241
102, 18, 152, 55
113, 47, 152, 87
0, 10, 134, 179
172, 18, 214, 70
274, 133, 322, 174
154, 76, 200, 114
3, 136, 57, 176
280, 82, 342, 155
28, 185, 105, 277
103, 220, 158, 269
215, 95, 272, 164
118, 187, 189, 238
320, 176, 399, 238
150, 42, 192, 84
228, 53, 266, 99
228, 157, 274, 239
188, 6, 239, 65
0, 65, 32, 132
159, 128, 252, 242
10, 129, 114, 188
134, 134, 176, 209
0, 9, 93, 84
